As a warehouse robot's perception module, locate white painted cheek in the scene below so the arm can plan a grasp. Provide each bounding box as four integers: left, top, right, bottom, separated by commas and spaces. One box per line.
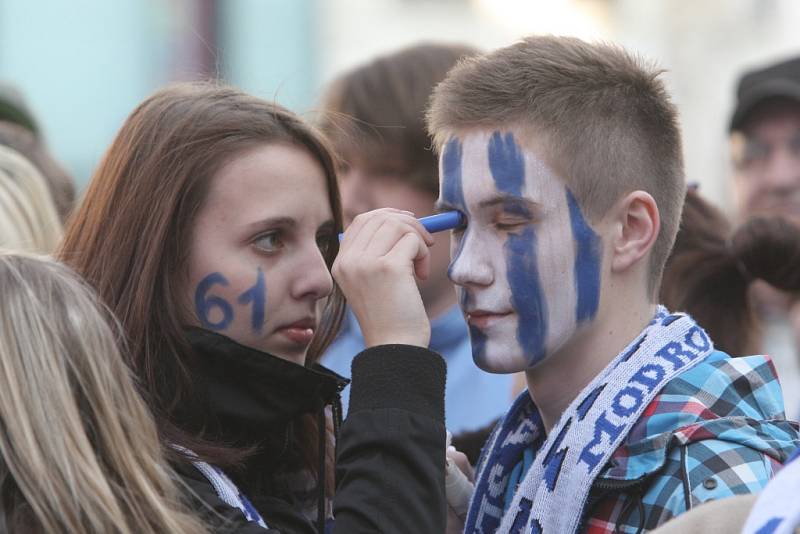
523, 158, 577, 355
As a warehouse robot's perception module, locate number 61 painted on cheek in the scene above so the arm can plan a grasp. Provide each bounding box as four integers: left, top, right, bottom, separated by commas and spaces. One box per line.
194, 268, 266, 332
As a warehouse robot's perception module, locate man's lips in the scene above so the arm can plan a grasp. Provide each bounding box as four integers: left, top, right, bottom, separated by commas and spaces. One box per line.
466, 310, 512, 328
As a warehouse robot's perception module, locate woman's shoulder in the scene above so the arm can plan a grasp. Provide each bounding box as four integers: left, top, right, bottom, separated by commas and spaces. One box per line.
173, 459, 299, 533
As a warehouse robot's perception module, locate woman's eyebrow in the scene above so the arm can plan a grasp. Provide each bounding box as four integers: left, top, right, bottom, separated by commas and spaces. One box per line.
244, 216, 296, 233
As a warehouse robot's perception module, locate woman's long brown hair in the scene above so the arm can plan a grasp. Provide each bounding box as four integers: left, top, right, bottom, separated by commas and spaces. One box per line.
661, 189, 800, 355
58, 82, 345, 472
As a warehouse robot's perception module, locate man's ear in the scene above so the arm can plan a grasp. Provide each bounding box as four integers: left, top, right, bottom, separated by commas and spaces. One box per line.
609, 191, 660, 273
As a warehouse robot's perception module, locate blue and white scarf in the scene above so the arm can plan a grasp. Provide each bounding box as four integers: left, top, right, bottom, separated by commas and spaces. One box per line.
743, 447, 800, 534
174, 446, 268, 529
465, 307, 715, 534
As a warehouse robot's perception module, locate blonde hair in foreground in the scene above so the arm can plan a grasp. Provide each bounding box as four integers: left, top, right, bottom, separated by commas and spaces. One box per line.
0, 253, 207, 533
0, 146, 62, 253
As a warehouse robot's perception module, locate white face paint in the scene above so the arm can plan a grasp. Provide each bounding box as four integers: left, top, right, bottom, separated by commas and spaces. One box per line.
438, 130, 602, 373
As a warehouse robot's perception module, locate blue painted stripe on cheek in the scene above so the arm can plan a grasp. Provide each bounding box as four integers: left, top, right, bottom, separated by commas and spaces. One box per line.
566, 189, 601, 323
506, 227, 548, 366
237, 267, 267, 332
488, 131, 525, 196
195, 272, 234, 330
460, 290, 488, 364
442, 138, 488, 362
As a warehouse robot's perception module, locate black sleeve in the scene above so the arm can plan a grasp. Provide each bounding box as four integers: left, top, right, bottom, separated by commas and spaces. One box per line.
333, 344, 447, 534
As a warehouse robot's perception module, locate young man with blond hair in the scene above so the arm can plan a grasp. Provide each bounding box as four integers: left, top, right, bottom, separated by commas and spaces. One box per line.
427, 36, 800, 533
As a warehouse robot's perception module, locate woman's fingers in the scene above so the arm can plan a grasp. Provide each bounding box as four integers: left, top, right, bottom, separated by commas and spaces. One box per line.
333, 209, 434, 348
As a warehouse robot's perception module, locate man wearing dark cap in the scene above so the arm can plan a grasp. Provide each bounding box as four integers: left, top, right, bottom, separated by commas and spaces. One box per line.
730, 56, 800, 221
729, 56, 800, 420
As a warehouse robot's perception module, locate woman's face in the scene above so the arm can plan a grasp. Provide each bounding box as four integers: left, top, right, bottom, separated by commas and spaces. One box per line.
186, 143, 335, 364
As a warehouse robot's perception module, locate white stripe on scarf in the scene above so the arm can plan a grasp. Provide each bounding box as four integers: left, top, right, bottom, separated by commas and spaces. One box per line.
173, 445, 268, 529
465, 307, 715, 534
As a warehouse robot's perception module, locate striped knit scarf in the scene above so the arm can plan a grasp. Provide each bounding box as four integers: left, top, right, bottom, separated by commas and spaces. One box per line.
743, 447, 800, 534
464, 307, 714, 534
174, 446, 268, 529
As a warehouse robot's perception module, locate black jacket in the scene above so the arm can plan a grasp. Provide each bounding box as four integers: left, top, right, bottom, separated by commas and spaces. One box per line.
175, 328, 447, 533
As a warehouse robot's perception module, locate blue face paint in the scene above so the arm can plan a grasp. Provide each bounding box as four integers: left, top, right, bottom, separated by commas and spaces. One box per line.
237, 267, 267, 332
506, 227, 548, 365
442, 137, 488, 360
488, 131, 525, 196
195, 272, 234, 330
488, 131, 548, 366
566, 189, 601, 323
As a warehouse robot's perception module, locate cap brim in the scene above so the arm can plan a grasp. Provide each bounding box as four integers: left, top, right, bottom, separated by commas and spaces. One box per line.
729, 80, 800, 131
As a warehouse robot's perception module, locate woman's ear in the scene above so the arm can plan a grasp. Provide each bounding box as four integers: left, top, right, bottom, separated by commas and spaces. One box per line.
609, 191, 660, 274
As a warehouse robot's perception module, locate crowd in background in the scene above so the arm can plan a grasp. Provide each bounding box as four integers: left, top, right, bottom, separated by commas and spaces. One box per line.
1, 26, 800, 534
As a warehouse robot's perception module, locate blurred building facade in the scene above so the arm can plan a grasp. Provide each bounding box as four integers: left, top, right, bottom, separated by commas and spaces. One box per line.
1, 0, 800, 208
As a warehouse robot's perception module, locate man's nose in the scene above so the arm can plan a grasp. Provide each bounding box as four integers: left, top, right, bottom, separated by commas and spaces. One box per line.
762, 144, 800, 191
447, 230, 493, 288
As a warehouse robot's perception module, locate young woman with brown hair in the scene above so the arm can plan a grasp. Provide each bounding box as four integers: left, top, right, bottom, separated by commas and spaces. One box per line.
58, 82, 446, 533
0, 252, 207, 534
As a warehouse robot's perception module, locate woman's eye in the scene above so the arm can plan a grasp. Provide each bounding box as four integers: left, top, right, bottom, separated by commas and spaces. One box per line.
253, 232, 284, 252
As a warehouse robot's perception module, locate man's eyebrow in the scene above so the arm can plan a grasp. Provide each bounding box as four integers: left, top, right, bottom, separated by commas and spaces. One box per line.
478, 195, 539, 212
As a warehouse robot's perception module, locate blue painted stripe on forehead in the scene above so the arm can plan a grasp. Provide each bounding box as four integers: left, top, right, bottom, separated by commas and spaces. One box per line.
441, 137, 466, 209
566, 189, 601, 323
489, 131, 525, 196
443, 137, 469, 281
506, 227, 547, 366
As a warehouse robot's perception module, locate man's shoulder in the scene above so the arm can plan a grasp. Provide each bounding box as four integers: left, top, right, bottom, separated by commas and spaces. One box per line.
629, 350, 789, 440
599, 350, 800, 483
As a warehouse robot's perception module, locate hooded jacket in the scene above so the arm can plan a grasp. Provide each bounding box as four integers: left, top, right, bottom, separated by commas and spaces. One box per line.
582, 350, 800, 533
173, 328, 447, 533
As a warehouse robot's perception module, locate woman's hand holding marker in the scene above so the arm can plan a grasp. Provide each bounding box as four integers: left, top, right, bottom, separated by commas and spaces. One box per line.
333, 208, 434, 348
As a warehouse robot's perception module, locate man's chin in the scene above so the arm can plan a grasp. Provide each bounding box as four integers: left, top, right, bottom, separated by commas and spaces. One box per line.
473, 351, 530, 374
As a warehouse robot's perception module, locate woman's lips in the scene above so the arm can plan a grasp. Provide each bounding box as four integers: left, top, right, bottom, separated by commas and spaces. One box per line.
467, 311, 512, 329
279, 326, 315, 345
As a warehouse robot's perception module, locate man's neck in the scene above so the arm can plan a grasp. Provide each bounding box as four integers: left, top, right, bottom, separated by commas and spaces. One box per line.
525, 299, 656, 434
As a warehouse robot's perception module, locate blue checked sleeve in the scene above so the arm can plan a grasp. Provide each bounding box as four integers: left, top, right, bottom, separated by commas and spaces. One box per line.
681, 439, 777, 504
636, 440, 777, 529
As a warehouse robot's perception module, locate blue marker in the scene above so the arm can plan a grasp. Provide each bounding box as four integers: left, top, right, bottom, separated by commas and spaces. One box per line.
338, 211, 464, 241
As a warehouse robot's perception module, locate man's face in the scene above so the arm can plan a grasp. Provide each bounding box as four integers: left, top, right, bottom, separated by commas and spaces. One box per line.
438, 129, 603, 373
732, 100, 800, 221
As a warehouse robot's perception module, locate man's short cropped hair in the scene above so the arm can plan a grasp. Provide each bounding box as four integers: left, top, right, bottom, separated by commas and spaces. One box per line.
426, 35, 685, 295
320, 42, 478, 195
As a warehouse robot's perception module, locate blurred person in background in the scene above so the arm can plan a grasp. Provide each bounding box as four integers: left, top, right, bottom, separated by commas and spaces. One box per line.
661, 187, 800, 357
0, 83, 76, 220
729, 56, 800, 418
0, 145, 62, 253
0, 252, 207, 534
319, 43, 515, 433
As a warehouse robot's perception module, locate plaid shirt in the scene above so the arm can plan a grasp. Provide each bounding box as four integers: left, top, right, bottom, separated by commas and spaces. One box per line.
581, 351, 800, 533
